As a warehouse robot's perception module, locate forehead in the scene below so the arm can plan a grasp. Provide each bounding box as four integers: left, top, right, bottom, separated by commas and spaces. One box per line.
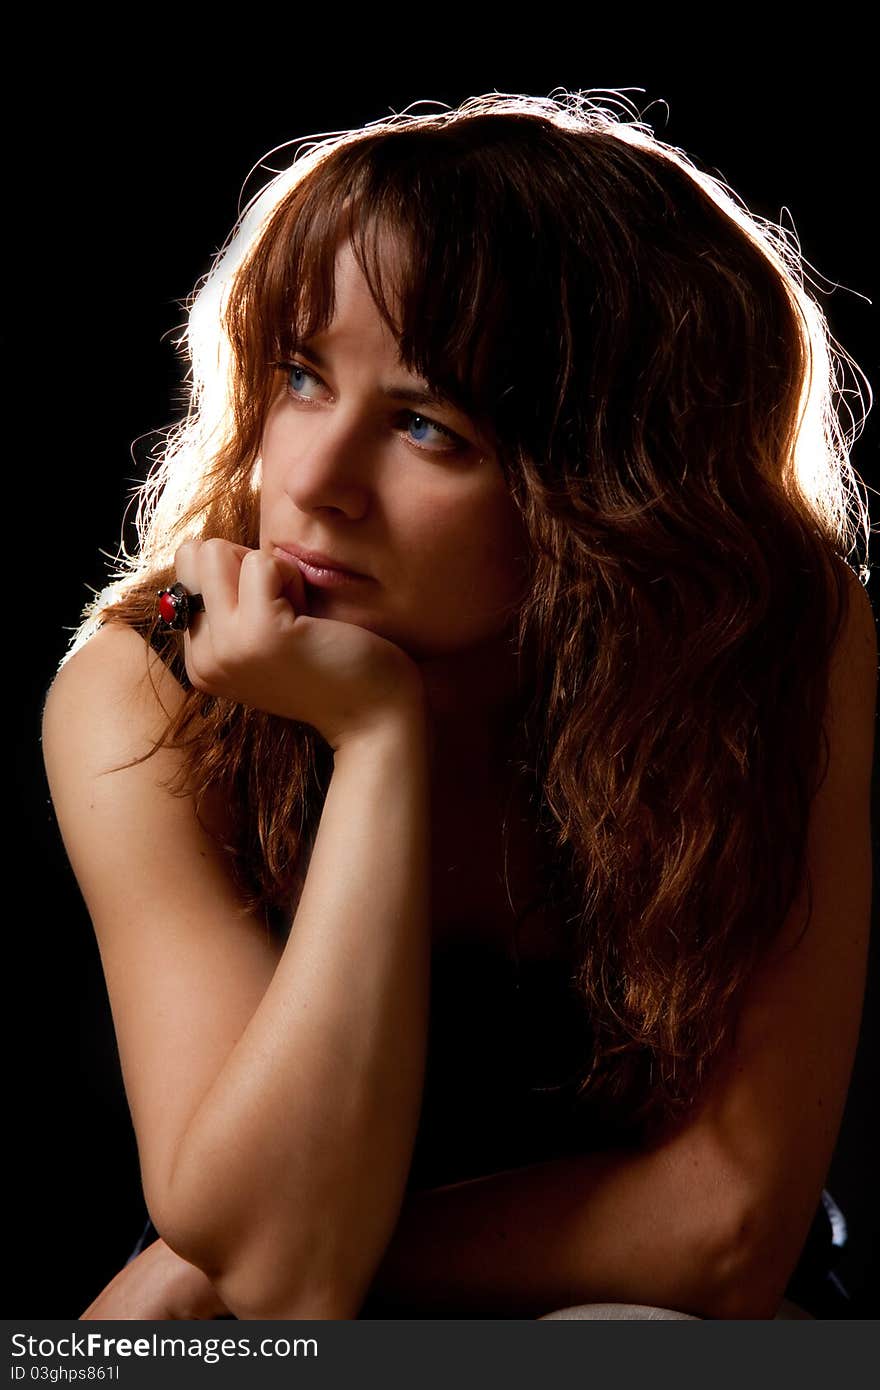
331, 219, 417, 336
314, 235, 404, 345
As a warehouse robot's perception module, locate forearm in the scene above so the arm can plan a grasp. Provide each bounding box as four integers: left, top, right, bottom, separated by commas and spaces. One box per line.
161, 706, 433, 1319
363, 1131, 750, 1319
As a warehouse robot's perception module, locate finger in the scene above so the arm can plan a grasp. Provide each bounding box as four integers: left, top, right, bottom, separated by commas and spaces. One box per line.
196, 538, 248, 616
172, 539, 249, 610
171, 540, 203, 600
171, 540, 232, 681
238, 548, 307, 623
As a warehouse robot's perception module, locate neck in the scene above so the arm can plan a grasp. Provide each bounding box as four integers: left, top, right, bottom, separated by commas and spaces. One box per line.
415, 630, 530, 802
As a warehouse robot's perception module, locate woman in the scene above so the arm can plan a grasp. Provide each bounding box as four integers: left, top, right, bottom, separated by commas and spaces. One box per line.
42, 90, 875, 1320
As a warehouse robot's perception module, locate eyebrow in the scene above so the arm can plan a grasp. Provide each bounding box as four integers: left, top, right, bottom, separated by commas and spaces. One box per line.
296, 343, 459, 413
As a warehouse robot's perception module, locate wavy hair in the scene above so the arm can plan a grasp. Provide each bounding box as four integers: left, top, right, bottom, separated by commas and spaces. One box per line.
62, 90, 873, 1143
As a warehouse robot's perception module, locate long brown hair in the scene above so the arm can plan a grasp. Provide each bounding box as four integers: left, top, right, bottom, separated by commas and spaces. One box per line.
62, 91, 872, 1143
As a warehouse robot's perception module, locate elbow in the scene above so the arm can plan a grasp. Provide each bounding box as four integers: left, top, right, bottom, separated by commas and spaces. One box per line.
154, 1217, 356, 1319
145, 1203, 227, 1288
147, 1152, 361, 1319
160, 1200, 361, 1320
141, 1157, 236, 1287
699, 1200, 792, 1320
646, 1117, 799, 1320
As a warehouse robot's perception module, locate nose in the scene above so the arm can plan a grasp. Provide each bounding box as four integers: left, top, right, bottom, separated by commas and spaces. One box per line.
277, 398, 374, 521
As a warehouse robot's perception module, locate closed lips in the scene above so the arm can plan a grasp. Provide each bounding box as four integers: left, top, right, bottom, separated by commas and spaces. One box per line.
274, 543, 370, 577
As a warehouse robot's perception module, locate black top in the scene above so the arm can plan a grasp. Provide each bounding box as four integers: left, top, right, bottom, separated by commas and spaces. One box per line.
407, 940, 606, 1192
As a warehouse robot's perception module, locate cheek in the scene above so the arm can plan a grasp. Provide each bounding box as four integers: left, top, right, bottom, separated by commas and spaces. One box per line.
469, 489, 528, 577
257, 408, 286, 495
256, 431, 285, 526
418, 492, 527, 604
256, 468, 271, 535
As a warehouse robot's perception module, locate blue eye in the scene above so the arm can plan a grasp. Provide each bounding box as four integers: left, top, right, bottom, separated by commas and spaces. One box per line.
274, 360, 469, 456
404, 413, 462, 450
285, 363, 322, 400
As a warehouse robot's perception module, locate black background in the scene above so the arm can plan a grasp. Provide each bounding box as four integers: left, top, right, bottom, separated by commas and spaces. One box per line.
11, 41, 877, 1317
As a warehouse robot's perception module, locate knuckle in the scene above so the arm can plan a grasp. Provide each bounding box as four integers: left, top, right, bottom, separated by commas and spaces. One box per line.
173, 540, 197, 568
196, 659, 229, 695
242, 548, 274, 585
201, 537, 228, 565
185, 639, 221, 692
184, 658, 210, 694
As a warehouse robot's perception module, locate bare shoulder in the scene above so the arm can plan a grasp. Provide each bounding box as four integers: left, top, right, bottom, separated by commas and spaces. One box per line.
822, 563, 877, 797
43, 621, 188, 757
41, 617, 243, 890
836, 563, 877, 685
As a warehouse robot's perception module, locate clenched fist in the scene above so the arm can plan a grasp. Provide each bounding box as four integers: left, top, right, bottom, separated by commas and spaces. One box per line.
173, 540, 425, 751
80, 1237, 231, 1321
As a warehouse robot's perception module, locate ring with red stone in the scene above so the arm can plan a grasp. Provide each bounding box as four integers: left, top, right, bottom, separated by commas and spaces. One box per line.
157, 582, 205, 632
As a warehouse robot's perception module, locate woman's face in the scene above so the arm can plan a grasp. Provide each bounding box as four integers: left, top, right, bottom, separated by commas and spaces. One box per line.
258, 234, 529, 662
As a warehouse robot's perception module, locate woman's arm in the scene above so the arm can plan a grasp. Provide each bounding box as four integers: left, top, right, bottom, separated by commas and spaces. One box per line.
365, 572, 877, 1320
364, 1137, 745, 1319
43, 614, 433, 1323
166, 713, 433, 1319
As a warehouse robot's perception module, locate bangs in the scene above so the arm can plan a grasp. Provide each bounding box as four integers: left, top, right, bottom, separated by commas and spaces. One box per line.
233, 127, 555, 450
